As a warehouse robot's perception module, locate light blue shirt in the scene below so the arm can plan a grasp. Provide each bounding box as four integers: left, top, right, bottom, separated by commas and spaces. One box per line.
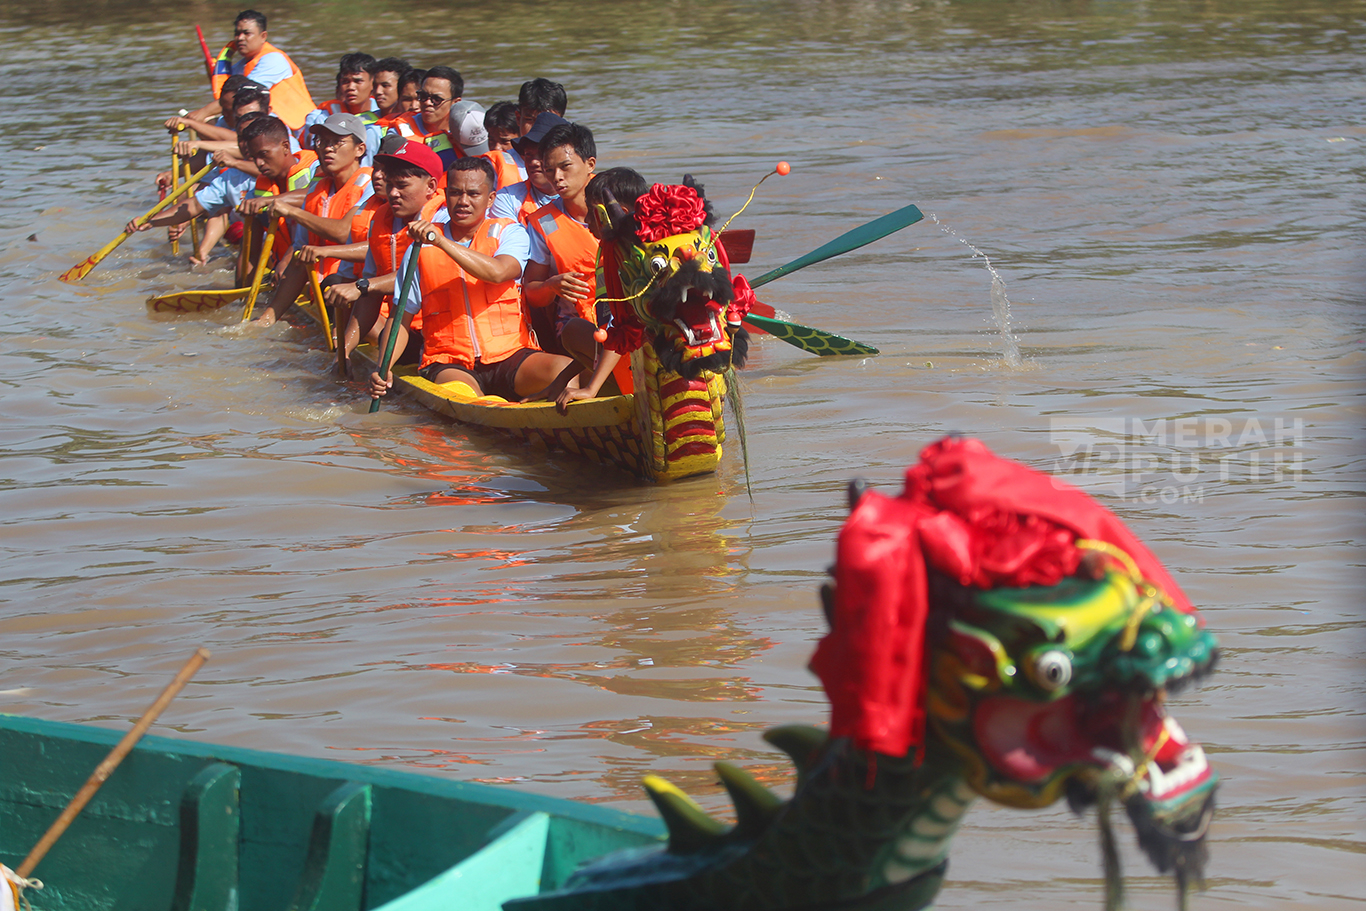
215, 50, 292, 89
395, 219, 531, 315
195, 167, 255, 217
490, 181, 556, 222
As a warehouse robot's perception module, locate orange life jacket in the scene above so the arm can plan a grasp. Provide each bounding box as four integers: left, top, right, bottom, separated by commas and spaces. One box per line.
369, 194, 445, 328
301, 167, 373, 277
212, 41, 315, 130
527, 201, 600, 324
482, 150, 522, 191
252, 149, 318, 263
414, 217, 535, 370
348, 195, 386, 278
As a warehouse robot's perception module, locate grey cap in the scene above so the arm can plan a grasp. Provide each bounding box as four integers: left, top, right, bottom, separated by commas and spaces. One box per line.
448, 100, 489, 156
310, 112, 368, 146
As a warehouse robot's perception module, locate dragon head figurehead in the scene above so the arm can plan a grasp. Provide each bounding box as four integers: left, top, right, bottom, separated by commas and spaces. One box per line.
590, 169, 750, 379
512, 437, 1218, 911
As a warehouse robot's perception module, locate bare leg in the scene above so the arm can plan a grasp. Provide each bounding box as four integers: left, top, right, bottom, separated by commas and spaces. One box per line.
559, 317, 600, 371
514, 351, 580, 400
191, 214, 228, 266
254, 257, 306, 326
341, 292, 384, 378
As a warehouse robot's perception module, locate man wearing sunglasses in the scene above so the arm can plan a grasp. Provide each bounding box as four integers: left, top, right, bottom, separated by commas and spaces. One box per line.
391, 66, 464, 168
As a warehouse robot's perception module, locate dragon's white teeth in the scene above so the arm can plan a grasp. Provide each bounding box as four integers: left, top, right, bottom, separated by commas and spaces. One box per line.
1163, 715, 1190, 745
1140, 745, 1209, 798
1093, 747, 1136, 776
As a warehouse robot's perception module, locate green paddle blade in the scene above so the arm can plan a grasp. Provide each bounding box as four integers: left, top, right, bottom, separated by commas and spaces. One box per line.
743, 313, 878, 357
749, 204, 924, 289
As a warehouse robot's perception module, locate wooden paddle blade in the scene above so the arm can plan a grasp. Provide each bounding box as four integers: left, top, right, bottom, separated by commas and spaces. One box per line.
749, 204, 924, 289
146, 287, 250, 314
60, 247, 116, 283
743, 312, 878, 357
718, 229, 755, 264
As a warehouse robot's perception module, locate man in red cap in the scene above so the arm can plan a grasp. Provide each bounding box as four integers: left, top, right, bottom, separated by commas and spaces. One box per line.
327, 139, 445, 377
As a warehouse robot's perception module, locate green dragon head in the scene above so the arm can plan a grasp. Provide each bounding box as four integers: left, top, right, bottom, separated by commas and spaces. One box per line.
510, 438, 1219, 911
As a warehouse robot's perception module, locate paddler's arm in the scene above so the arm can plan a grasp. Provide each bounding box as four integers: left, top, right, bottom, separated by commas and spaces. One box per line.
322, 270, 395, 308
184, 99, 222, 125
296, 241, 367, 265
408, 218, 522, 284
368, 309, 415, 400
127, 198, 206, 234
238, 189, 308, 216
520, 260, 592, 308
556, 348, 621, 413
272, 202, 360, 245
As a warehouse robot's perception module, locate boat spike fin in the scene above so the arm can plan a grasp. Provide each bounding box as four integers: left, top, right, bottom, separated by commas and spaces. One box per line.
762, 725, 830, 793
714, 761, 784, 838
642, 774, 728, 854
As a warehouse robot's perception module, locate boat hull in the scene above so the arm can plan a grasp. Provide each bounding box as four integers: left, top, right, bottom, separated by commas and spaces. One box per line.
0, 715, 662, 911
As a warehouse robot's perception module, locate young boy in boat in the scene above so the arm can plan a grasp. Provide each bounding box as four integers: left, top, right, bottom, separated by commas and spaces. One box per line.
370, 58, 411, 123
480, 102, 525, 190
522, 122, 601, 368
234, 116, 320, 273
251, 113, 373, 327
329, 139, 446, 378
491, 112, 563, 225
368, 156, 580, 404
303, 53, 382, 166
186, 10, 314, 135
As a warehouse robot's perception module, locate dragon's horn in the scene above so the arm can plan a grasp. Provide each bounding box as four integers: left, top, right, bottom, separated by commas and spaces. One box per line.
598, 185, 630, 233
715, 762, 784, 837
762, 725, 830, 792
642, 775, 727, 854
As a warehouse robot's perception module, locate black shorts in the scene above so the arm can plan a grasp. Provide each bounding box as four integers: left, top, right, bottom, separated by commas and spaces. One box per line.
419, 348, 537, 400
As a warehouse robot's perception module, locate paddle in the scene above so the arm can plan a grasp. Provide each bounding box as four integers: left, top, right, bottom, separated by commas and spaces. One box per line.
14, 648, 210, 882
195, 26, 214, 87
147, 286, 253, 313
307, 265, 334, 351
60, 161, 213, 282
170, 127, 183, 256
743, 312, 877, 357
240, 227, 276, 321
369, 234, 428, 414
748, 203, 924, 289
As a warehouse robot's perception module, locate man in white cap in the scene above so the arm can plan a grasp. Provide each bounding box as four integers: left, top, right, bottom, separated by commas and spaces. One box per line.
251, 112, 374, 327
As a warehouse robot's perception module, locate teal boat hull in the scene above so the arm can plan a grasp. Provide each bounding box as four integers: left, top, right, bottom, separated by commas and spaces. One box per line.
0, 715, 664, 911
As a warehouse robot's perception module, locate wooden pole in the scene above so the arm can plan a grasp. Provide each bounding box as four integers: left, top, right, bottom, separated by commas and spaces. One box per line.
14, 647, 211, 879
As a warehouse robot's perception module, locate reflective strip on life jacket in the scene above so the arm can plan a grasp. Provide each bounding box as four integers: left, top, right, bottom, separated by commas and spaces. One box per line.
303, 168, 373, 277
528, 201, 600, 325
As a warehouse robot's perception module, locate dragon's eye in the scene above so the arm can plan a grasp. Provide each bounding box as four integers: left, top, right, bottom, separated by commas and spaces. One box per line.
1032, 650, 1072, 691
649, 255, 669, 273
706, 245, 718, 265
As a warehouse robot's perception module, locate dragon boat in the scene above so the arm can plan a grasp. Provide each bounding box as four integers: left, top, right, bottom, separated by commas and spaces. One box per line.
3, 438, 1220, 911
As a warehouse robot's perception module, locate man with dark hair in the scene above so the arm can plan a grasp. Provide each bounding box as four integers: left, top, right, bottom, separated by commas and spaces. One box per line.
304, 53, 382, 166
371, 57, 411, 121
188, 9, 314, 131
252, 113, 374, 327
369, 156, 579, 404
482, 101, 526, 189
517, 78, 568, 136
328, 140, 446, 377
392, 65, 464, 165
522, 122, 600, 367
490, 111, 564, 225
396, 68, 424, 117
236, 114, 320, 265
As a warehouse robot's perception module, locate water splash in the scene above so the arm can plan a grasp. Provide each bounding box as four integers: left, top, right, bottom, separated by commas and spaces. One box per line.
929, 213, 1023, 367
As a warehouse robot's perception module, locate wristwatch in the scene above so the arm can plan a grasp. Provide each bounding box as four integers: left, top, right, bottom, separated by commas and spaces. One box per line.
356, 278, 370, 294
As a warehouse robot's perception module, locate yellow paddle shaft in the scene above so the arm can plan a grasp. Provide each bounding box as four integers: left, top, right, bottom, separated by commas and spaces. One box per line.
307, 265, 334, 351
59, 160, 214, 283
241, 229, 276, 322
